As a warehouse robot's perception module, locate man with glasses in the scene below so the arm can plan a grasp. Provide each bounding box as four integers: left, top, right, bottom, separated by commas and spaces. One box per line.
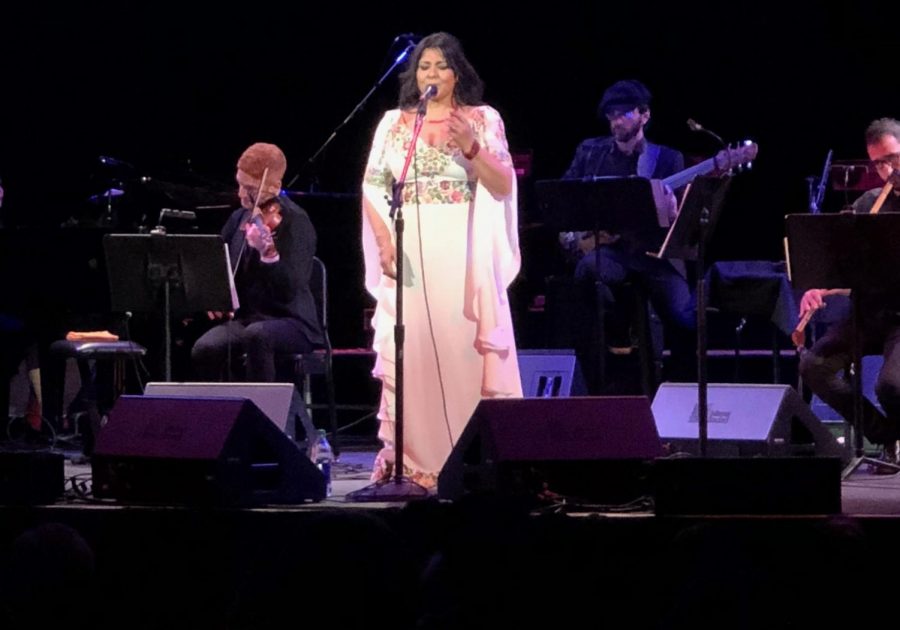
851, 119, 900, 213
799, 117, 900, 465
559, 79, 694, 392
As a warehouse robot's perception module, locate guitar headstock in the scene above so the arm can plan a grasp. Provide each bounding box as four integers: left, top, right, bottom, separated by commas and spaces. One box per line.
712, 141, 759, 175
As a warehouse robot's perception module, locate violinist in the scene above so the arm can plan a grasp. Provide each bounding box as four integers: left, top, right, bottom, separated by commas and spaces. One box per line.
798, 118, 900, 466
191, 142, 324, 383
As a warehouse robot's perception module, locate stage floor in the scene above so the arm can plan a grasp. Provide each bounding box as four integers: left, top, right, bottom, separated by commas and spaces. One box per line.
4, 445, 900, 629
55, 446, 900, 516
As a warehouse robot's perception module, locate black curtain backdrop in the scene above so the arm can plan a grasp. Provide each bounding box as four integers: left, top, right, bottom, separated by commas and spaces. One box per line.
1, 1, 896, 349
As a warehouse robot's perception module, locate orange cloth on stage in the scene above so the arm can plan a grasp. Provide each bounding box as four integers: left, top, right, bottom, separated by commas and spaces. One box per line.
65, 330, 120, 342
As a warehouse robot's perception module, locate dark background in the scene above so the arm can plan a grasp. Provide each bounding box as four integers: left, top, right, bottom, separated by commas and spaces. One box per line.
0, 1, 895, 352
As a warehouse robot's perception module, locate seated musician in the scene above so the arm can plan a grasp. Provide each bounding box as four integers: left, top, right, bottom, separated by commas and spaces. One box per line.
191, 142, 324, 383
0, 179, 44, 435
561, 79, 695, 389
0, 318, 42, 433
798, 118, 900, 464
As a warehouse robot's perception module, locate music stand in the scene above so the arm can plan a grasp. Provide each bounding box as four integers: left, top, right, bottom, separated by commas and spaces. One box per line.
786, 213, 900, 477
535, 176, 667, 233
653, 176, 732, 456
656, 176, 731, 262
535, 176, 665, 390
103, 234, 237, 380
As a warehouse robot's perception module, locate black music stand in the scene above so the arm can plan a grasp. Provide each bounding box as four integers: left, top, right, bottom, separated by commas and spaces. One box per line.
535, 176, 665, 390
535, 177, 668, 234
103, 234, 237, 380
654, 176, 732, 456
656, 176, 731, 261
786, 213, 900, 477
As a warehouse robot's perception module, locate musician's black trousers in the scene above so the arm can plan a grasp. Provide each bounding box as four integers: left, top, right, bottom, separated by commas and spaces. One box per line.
799, 312, 900, 445
191, 317, 314, 382
0, 322, 39, 422
575, 244, 696, 384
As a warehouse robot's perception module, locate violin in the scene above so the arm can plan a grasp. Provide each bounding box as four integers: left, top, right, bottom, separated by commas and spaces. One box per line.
235, 167, 282, 270
248, 197, 283, 232
791, 288, 851, 349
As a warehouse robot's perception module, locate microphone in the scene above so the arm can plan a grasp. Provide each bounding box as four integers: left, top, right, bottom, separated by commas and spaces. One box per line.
417, 84, 438, 113
686, 118, 725, 147
419, 84, 438, 102
98, 155, 134, 169
392, 33, 420, 61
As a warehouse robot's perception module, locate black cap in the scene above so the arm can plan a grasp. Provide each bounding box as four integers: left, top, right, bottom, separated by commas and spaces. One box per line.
597, 79, 652, 118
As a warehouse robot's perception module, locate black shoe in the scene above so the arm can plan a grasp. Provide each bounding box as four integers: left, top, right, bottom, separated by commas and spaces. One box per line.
606, 324, 636, 356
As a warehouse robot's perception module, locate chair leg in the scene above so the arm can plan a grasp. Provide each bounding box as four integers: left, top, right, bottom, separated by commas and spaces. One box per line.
292, 383, 317, 448
771, 327, 781, 384
633, 291, 657, 397
75, 359, 103, 457
325, 357, 339, 457
303, 374, 312, 411
734, 316, 746, 382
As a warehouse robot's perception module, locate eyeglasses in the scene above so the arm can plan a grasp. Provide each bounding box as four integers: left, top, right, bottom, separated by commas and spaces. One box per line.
871, 152, 900, 170
605, 108, 639, 121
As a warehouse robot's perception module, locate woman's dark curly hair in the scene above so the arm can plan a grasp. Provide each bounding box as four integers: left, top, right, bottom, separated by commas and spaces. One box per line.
397, 32, 484, 110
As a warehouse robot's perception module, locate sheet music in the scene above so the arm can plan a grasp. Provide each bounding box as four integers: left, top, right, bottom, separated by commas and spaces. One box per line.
224, 243, 240, 311
649, 178, 673, 228
647, 183, 691, 258
652, 182, 694, 259
651, 178, 731, 262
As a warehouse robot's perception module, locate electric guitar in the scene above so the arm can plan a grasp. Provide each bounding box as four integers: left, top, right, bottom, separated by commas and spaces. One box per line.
663, 141, 759, 191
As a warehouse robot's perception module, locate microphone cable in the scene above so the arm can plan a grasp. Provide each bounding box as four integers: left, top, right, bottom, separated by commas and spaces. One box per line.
410, 139, 455, 451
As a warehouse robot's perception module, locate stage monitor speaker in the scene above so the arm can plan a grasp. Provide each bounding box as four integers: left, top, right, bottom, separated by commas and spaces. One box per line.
651, 383, 847, 463
438, 396, 663, 503
518, 349, 586, 397
0, 451, 64, 504
92, 395, 325, 505
143, 382, 295, 432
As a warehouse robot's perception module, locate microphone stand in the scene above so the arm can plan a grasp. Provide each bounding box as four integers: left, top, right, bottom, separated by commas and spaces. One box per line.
696, 202, 710, 455
687, 118, 726, 148
286, 38, 416, 190
347, 102, 430, 502
807, 149, 833, 214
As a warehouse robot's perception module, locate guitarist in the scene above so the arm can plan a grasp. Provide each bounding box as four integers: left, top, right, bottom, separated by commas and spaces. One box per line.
561, 79, 694, 389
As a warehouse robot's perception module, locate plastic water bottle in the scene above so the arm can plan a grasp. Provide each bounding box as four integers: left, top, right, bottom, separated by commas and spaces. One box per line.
314, 429, 334, 497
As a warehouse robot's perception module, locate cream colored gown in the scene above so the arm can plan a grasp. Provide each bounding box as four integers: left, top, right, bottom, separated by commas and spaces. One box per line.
361, 105, 522, 488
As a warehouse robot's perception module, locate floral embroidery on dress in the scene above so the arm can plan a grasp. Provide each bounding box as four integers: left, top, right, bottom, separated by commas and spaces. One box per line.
364, 107, 511, 204
401, 179, 474, 204
366, 120, 481, 205
364, 163, 392, 189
